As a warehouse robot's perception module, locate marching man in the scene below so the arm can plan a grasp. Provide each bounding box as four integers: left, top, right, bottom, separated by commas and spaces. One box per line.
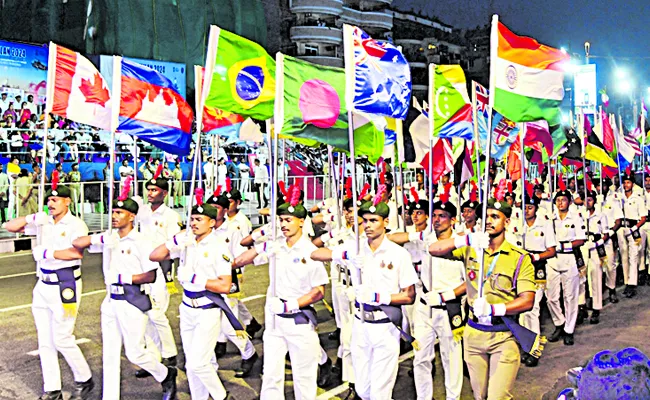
311, 186, 418, 400
134, 164, 180, 374
5, 171, 94, 400
72, 177, 177, 400
234, 184, 329, 400
150, 189, 234, 400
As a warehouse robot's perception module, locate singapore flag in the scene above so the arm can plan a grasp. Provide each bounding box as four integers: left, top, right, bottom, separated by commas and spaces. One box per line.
46, 42, 112, 130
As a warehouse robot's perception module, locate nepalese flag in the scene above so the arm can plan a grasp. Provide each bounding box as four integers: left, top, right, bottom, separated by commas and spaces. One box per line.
116, 58, 194, 155
344, 24, 411, 120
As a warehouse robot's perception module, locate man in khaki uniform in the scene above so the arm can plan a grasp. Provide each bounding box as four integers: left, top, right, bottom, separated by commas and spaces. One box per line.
429, 197, 536, 400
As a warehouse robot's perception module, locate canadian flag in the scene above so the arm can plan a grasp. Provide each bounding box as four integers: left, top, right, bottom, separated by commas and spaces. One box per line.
46, 42, 112, 130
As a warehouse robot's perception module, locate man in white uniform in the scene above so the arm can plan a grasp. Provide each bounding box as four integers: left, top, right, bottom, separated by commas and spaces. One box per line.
547, 184, 586, 346
5, 176, 94, 400
253, 158, 269, 209
312, 196, 418, 400
134, 167, 179, 376
601, 178, 623, 303
72, 192, 177, 400
234, 186, 329, 400
150, 199, 234, 400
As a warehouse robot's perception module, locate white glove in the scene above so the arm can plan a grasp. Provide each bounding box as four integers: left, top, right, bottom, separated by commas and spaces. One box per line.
473, 296, 506, 320
108, 271, 133, 285
356, 285, 391, 306
344, 286, 356, 303
267, 297, 299, 314
408, 231, 426, 243
331, 248, 349, 264
440, 289, 456, 302
631, 225, 639, 234
27, 212, 50, 226
177, 269, 208, 289
321, 213, 336, 223
531, 253, 541, 262
260, 241, 282, 257
424, 292, 442, 306
319, 230, 335, 243
561, 242, 573, 252
251, 228, 267, 242
454, 232, 489, 250
91, 231, 120, 249
350, 254, 366, 271
32, 245, 56, 262
165, 233, 195, 252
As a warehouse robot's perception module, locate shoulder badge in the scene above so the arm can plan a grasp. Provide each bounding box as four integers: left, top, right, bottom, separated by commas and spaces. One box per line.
222, 254, 231, 262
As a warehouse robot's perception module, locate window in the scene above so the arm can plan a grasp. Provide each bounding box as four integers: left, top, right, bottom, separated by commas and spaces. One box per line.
304, 44, 318, 56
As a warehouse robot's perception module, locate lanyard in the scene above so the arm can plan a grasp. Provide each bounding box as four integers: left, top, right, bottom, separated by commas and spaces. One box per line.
482, 252, 501, 290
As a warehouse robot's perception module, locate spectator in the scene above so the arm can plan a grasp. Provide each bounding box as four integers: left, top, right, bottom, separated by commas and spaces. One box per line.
253, 158, 268, 208
52, 163, 67, 182
7, 157, 19, 219
171, 159, 183, 208
217, 157, 227, 187
0, 166, 8, 223
20, 129, 30, 161
32, 162, 47, 185
9, 129, 22, 159
15, 168, 36, 217
238, 158, 250, 200
25, 94, 38, 115
118, 159, 134, 193
68, 162, 81, 215
203, 156, 214, 191
3, 102, 16, 121
0, 93, 8, 115
19, 102, 31, 125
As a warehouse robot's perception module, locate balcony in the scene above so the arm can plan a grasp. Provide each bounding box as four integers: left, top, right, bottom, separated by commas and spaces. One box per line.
290, 26, 343, 45
290, 0, 343, 16
297, 55, 344, 68
340, 7, 393, 30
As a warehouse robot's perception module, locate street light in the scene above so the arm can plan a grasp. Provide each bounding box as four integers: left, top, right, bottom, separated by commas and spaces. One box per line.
616, 68, 628, 79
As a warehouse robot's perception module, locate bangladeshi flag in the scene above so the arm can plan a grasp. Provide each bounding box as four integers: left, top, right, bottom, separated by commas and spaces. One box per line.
276, 54, 384, 162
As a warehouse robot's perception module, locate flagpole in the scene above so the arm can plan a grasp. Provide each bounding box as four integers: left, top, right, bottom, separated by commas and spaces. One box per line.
615, 114, 627, 216
41, 42, 57, 213
642, 109, 646, 184
132, 138, 138, 197
471, 81, 482, 202
396, 118, 407, 232
519, 124, 526, 248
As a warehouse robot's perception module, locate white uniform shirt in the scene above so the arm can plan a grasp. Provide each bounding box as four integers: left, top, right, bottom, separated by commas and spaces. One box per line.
521, 216, 557, 252
583, 208, 608, 239
25, 211, 88, 271
172, 232, 233, 293
139, 204, 182, 246
89, 229, 158, 285
335, 235, 418, 294
602, 191, 625, 234
403, 224, 431, 266
255, 236, 329, 300
423, 233, 465, 293
118, 165, 134, 180
214, 218, 246, 258
553, 209, 587, 247
227, 210, 252, 236
253, 165, 268, 184
618, 187, 646, 221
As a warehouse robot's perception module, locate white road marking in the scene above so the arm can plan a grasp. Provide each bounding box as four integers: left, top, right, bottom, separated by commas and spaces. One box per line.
0, 251, 32, 259
0, 289, 106, 313
242, 294, 266, 303
27, 338, 91, 356
0, 271, 36, 280
316, 351, 415, 400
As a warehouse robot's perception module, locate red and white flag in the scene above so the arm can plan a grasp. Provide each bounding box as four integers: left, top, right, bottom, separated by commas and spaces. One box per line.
46, 42, 111, 130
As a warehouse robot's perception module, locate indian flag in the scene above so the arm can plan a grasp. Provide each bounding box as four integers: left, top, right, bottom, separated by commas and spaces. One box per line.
489, 16, 569, 124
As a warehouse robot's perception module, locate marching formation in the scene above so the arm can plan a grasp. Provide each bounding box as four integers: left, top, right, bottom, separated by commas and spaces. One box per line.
8, 154, 650, 400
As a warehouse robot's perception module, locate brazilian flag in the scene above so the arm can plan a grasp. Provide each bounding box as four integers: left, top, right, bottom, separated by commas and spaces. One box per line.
204, 27, 275, 120
277, 54, 384, 163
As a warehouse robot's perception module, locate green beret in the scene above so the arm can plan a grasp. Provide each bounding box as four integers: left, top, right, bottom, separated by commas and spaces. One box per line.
277, 202, 307, 219
487, 198, 512, 218
225, 189, 242, 201
206, 193, 230, 209
113, 198, 139, 214
191, 203, 218, 220
146, 177, 169, 191
45, 185, 71, 199
358, 200, 390, 218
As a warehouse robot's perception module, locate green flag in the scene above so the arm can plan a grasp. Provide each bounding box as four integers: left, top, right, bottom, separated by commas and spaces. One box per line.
431, 65, 470, 136
204, 26, 275, 120
277, 54, 384, 162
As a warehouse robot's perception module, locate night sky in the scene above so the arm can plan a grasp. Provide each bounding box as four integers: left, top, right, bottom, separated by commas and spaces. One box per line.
395, 0, 650, 109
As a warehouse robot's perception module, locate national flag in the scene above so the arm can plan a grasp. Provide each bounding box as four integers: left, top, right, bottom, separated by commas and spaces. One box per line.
420, 138, 453, 183
204, 26, 275, 120
197, 66, 245, 135
601, 111, 615, 152
276, 54, 384, 162
430, 65, 473, 140
407, 97, 431, 165
344, 25, 411, 120
453, 141, 475, 184
506, 135, 523, 181
550, 124, 568, 157
490, 113, 519, 159
46, 42, 111, 130
523, 120, 553, 157
382, 118, 398, 160
490, 17, 569, 124
585, 127, 617, 167
475, 81, 490, 140
614, 119, 637, 170
115, 58, 194, 155
563, 127, 583, 160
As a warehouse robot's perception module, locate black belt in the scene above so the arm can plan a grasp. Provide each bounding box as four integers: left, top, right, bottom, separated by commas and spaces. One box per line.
623, 219, 638, 228
39, 266, 81, 285
469, 308, 505, 326
589, 233, 602, 242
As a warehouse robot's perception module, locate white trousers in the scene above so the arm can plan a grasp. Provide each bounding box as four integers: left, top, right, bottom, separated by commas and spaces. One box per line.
179, 305, 228, 400
640, 227, 650, 272
260, 311, 320, 400
351, 317, 401, 400
618, 228, 639, 286
519, 286, 545, 335
32, 280, 92, 392
546, 255, 580, 334
412, 301, 462, 400
579, 245, 603, 310
101, 297, 168, 400
604, 240, 617, 290
145, 283, 177, 359
218, 296, 255, 359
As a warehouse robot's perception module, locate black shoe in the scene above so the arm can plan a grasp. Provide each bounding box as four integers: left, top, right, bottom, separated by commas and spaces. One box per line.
69, 377, 94, 400
215, 342, 227, 358
328, 328, 341, 342
639, 274, 647, 286
525, 355, 539, 367
625, 286, 637, 298
39, 391, 63, 400
590, 310, 600, 324
521, 352, 530, 363
135, 369, 152, 378
548, 324, 565, 342
162, 356, 177, 367
609, 289, 619, 304
623, 285, 630, 295
161, 366, 177, 400
246, 318, 263, 338
576, 305, 588, 325
317, 357, 333, 387
235, 352, 259, 378
332, 357, 343, 380
563, 333, 574, 346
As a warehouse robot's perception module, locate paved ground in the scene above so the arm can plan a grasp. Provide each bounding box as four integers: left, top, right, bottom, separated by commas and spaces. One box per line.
1, 251, 649, 400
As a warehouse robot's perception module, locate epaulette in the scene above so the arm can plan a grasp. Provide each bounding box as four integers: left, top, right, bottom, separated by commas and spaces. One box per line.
222, 254, 231, 262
